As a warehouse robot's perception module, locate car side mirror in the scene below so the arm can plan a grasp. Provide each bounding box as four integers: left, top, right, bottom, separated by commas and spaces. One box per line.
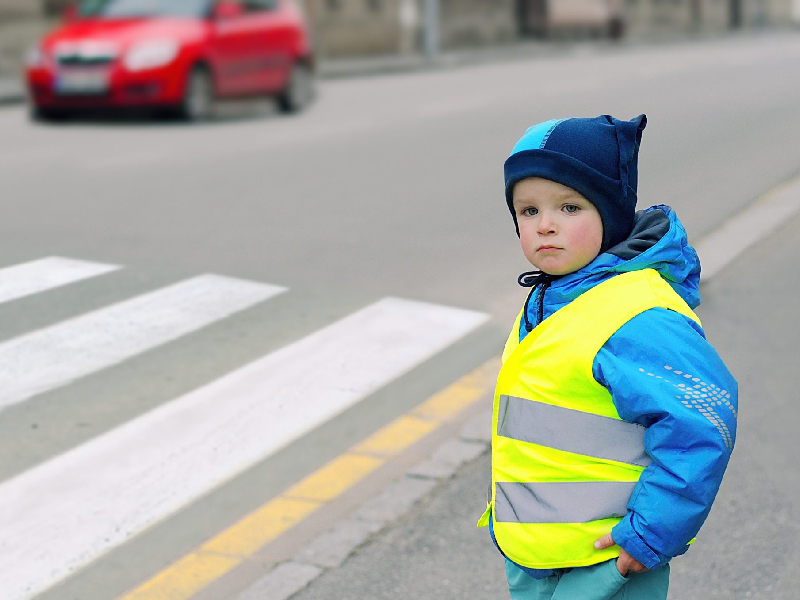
212, 1, 245, 19
62, 3, 79, 23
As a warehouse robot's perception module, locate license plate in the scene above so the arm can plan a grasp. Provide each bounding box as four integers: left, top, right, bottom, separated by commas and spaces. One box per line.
55, 69, 110, 95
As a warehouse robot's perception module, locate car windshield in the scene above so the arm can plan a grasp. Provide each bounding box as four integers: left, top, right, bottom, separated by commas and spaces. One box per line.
79, 0, 211, 18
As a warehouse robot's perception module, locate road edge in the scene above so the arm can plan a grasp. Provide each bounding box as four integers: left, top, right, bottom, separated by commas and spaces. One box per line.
116, 358, 498, 600
696, 170, 800, 282
237, 409, 492, 600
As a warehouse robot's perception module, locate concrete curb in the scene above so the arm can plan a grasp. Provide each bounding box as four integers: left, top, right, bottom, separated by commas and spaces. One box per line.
315, 40, 562, 80
236, 562, 321, 600
695, 171, 800, 282
237, 409, 492, 600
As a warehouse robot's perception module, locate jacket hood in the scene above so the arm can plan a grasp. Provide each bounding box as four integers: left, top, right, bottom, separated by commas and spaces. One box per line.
535, 205, 701, 317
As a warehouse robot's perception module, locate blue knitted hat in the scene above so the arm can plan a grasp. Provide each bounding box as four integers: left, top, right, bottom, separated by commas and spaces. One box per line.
504, 114, 647, 252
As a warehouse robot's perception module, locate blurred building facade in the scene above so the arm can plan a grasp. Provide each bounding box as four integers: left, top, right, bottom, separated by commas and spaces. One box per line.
620, 0, 797, 36
0, 0, 56, 78
517, 0, 622, 38
303, 0, 800, 56
300, 0, 800, 57
0, 0, 798, 77
300, 0, 517, 57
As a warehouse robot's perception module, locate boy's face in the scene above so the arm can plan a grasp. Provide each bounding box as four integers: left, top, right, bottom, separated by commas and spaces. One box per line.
512, 177, 603, 276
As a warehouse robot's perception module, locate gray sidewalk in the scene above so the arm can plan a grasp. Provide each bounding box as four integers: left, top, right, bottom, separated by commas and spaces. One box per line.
315, 38, 568, 79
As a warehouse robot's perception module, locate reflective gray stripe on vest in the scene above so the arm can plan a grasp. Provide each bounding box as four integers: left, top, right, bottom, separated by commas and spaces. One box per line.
494, 481, 635, 523
497, 395, 651, 467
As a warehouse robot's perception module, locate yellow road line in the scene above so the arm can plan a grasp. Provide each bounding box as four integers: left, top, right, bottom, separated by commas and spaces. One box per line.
351, 415, 437, 456
120, 357, 498, 600
202, 498, 320, 557
283, 454, 384, 503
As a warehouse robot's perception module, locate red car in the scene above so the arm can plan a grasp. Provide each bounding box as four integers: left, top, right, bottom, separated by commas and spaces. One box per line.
26, 0, 315, 120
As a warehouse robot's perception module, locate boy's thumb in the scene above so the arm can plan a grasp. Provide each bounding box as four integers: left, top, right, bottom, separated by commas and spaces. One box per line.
594, 534, 615, 550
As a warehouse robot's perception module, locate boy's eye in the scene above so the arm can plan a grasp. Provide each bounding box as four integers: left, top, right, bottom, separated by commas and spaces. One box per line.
522, 207, 538, 216
563, 204, 580, 214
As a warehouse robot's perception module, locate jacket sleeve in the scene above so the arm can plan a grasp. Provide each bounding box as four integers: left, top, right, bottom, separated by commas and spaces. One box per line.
592, 307, 738, 569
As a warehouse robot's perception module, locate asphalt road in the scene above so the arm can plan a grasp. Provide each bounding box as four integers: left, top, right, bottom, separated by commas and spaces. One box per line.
0, 32, 799, 599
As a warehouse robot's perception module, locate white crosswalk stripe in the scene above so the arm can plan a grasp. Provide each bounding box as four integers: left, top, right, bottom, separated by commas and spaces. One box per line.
0, 274, 285, 412
0, 256, 119, 304
0, 258, 488, 599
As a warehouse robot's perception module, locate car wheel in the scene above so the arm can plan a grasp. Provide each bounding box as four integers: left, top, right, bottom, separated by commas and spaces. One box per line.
179, 65, 214, 122
278, 61, 314, 114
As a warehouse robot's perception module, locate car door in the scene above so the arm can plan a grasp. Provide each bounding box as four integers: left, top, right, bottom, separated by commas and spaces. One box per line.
209, 0, 258, 96
241, 0, 294, 93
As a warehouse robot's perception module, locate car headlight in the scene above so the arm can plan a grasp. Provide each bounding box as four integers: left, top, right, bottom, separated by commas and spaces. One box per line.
124, 40, 179, 72
26, 46, 45, 68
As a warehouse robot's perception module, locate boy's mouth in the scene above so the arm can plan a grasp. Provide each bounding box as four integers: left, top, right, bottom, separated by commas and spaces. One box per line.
537, 245, 562, 252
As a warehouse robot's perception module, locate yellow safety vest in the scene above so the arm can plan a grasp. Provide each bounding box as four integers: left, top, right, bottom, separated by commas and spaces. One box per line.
478, 269, 701, 569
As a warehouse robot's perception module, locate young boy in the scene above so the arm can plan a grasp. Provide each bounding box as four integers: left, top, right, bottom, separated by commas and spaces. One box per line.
478, 115, 738, 599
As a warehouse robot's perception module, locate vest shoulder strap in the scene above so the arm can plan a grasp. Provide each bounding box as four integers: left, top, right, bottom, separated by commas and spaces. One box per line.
502, 269, 700, 367
502, 309, 524, 364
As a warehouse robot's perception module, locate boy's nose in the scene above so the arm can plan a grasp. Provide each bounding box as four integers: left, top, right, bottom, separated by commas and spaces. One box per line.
537, 213, 557, 234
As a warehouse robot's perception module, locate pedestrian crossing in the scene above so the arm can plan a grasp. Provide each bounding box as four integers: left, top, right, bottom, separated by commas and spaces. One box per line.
0, 256, 489, 599
0, 274, 285, 411
0, 257, 119, 305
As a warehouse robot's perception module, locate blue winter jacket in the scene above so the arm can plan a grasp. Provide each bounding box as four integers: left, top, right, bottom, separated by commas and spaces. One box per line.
491, 205, 738, 574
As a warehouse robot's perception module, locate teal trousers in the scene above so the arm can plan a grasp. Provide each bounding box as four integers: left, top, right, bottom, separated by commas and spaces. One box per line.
505, 559, 670, 600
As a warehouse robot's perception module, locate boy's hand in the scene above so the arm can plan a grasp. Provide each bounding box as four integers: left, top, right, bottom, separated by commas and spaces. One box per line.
594, 533, 649, 577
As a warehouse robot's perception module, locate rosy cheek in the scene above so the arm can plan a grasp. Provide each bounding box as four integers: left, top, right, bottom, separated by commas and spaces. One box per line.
573, 221, 603, 249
